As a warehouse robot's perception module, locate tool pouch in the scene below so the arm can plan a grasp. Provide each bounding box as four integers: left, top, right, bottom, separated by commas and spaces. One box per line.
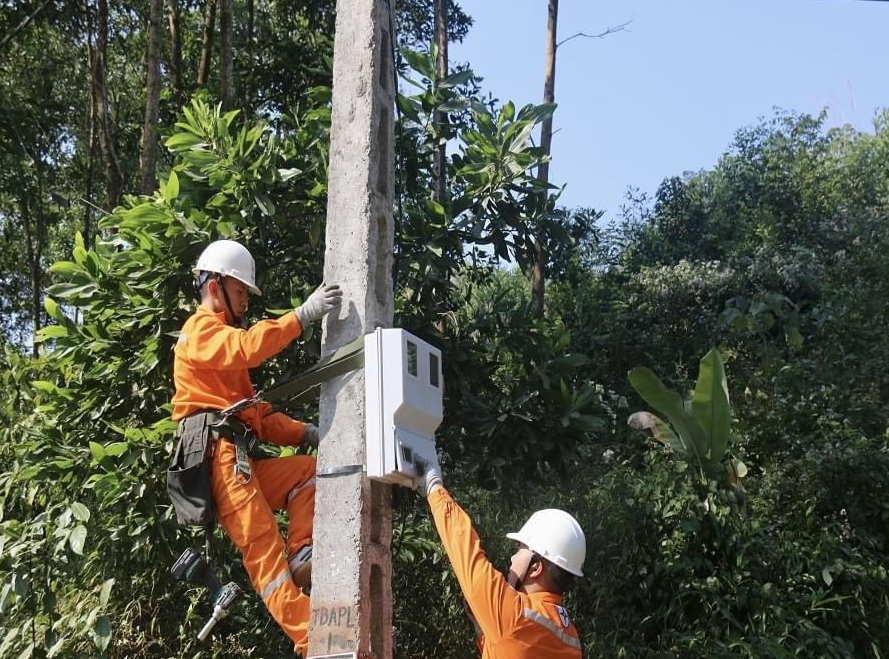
167, 414, 215, 527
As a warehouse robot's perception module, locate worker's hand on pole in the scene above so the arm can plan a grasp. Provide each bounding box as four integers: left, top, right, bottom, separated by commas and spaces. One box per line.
414, 456, 444, 496
302, 423, 320, 449
295, 283, 343, 325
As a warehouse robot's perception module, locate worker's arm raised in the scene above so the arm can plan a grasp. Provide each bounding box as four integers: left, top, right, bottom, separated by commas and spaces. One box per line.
427, 485, 521, 646
183, 309, 303, 370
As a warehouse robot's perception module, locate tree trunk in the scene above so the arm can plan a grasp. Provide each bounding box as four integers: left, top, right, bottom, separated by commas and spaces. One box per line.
243, 0, 254, 110
84, 2, 97, 248
84, 81, 97, 248
531, 0, 557, 317
168, 0, 183, 103
431, 0, 448, 204
139, 0, 164, 195
197, 0, 216, 87
20, 195, 43, 357
219, 0, 234, 110
92, 0, 123, 209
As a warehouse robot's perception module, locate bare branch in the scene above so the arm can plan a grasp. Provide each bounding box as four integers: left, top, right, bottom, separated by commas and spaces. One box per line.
557, 18, 632, 48
0, 0, 54, 52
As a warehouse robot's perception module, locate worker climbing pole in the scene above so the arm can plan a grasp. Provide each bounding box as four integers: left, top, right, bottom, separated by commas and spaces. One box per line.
167, 239, 343, 656
166, 0, 398, 654
307, 0, 398, 655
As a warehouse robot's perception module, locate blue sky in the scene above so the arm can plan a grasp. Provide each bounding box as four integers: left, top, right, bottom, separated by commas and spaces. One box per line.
449, 0, 889, 221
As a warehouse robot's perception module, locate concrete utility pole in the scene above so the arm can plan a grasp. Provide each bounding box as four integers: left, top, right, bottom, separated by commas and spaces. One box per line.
309, 0, 396, 656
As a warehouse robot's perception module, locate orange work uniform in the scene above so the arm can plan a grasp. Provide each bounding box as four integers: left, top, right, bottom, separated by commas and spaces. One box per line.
428, 488, 583, 659
172, 305, 314, 655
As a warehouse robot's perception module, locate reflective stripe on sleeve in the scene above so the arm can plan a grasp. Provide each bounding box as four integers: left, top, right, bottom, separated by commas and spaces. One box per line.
260, 569, 292, 601
522, 608, 582, 650
287, 476, 316, 504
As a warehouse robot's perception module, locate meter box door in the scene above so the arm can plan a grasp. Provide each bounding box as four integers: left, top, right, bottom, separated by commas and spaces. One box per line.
365, 328, 443, 485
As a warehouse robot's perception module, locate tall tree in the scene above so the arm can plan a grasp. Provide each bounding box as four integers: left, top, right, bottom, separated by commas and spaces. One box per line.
431, 0, 448, 203
20, 194, 45, 356
218, 0, 234, 109
531, 0, 558, 316
83, 3, 98, 248
91, 0, 123, 208
197, 0, 216, 87
167, 0, 183, 104
139, 0, 164, 195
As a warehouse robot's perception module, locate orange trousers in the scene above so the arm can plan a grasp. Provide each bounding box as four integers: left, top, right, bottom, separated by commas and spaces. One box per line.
210, 441, 315, 656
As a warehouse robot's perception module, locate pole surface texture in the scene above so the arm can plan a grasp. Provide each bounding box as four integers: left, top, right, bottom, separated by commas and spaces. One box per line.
309, 0, 396, 657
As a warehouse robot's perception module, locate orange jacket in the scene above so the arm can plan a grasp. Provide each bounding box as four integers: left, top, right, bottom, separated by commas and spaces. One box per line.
171, 305, 306, 445
428, 488, 582, 659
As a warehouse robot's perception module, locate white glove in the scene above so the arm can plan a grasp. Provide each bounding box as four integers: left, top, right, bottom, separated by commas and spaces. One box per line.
414, 456, 444, 496
295, 283, 343, 325
302, 423, 320, 449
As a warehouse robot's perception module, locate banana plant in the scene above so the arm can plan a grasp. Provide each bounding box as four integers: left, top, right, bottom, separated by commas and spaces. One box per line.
627, 349, 748, 510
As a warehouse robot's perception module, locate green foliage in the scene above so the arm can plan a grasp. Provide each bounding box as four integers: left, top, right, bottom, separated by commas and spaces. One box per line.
3, 0, 889, 655
0, 97, 332, 657
1, 45, 595, 658
628, 349, 739, 481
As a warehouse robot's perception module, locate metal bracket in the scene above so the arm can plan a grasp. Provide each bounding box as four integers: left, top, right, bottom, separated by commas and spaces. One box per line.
316, 464, 364, 478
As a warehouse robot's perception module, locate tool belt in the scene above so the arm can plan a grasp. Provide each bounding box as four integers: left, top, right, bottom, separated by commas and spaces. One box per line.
166, 411, 259, 528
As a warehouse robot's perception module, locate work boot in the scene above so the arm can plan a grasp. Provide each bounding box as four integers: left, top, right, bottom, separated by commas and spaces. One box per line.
288, 545, 312, 589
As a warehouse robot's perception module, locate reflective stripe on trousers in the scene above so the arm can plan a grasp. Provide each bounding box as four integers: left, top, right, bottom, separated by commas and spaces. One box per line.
260, 568, 293, 601
287, 476, 316, 504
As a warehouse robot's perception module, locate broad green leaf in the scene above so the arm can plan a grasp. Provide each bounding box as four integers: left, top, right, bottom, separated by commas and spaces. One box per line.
255, 191, 275, 216
69, 525, 87, 555
44, 297, 62, 321
89, 441, 107, 461
35, 325, 68, 342
691, 349, 731, 462
70, 502, 90, 522
123, 203, 167, 224
164, 132, 203, 149
165, 170, 180, 201
785, 326, 804, 349
17, 465, 40, 480
549, 353, 590, 370
104, 442, 129, 457
439, 69, 473, 89
93, 616, 112, 651
628, 367, 708, 465
49, 260, 83, 276
278, 167, 301, 182
98, 579, 115, 607
401, 48, 435, 79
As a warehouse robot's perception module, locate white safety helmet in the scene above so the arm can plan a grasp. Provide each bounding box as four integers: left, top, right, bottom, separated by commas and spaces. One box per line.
506, 509, 586, 577
193, 240, 262, 295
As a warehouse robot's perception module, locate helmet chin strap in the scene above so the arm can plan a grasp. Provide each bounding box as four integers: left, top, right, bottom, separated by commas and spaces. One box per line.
216, 274, 243, 326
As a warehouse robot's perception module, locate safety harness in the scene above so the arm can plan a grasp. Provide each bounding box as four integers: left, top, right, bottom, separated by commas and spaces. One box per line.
168, 334, 367, 526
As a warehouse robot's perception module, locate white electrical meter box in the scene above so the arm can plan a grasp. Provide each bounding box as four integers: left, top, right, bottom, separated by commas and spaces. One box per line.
365, 328, 443, 486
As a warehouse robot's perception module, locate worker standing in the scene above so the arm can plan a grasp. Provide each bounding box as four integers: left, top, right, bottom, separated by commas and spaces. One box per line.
170, 239, 342, 656
416, 457, 586, 658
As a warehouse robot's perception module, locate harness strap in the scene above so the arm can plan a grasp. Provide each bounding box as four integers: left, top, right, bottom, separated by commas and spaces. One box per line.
262, 335, 365, 405
209, 414, 256, 483
178, 411, 257, 483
